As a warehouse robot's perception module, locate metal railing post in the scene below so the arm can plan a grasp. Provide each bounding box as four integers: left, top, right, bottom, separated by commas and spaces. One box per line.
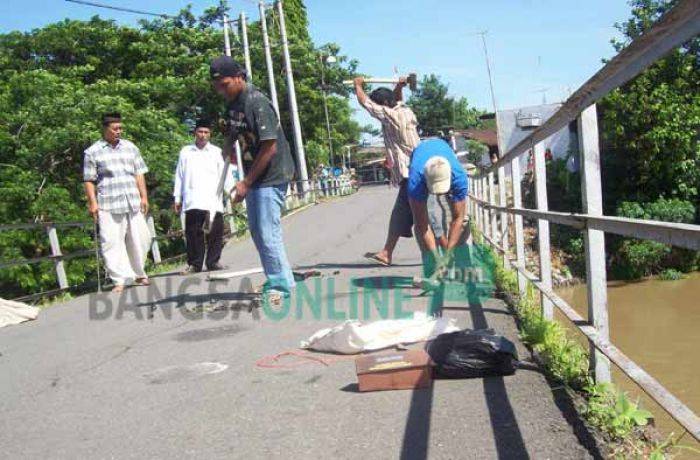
510, 157, 527, 298
46, 225, 68, 289
533, 141, 553, 319
488, 171, 497, 242
578, 103, 611, 383
497, 164, 509, 261
472, 177, 479, 230
482, 177, 489, 236
481, 175, 491, 238
146, 215, 161, 264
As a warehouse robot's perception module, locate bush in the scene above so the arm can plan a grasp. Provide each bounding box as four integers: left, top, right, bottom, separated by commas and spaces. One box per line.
613, 239, 669, 279
612, 198, 698, 279
658, 268, 684, 281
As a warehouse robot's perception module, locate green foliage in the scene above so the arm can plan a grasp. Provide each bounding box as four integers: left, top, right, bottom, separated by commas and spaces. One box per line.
614, 239, 670, 279
0, 1, 362, 298
407, 74, 483, 136
491, 245, 589, 389
658, 268, 684, 281
600, 0, 700, 216
583, 382, 653, 440
613, 197, 698, 279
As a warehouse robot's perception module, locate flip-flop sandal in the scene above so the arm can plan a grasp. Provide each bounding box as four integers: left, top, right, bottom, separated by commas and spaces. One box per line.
363, 252, 391, 267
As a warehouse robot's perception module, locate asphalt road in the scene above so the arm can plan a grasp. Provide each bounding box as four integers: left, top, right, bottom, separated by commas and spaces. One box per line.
0, 185, 600, 459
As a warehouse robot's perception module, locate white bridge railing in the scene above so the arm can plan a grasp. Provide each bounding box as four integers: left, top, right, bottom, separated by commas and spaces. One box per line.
469, 0, 700, 441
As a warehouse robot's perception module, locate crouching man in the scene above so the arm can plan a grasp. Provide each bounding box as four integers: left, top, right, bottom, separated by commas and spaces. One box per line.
407, 138, 469, 278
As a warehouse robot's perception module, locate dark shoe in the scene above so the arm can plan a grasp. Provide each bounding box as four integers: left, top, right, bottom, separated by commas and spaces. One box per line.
207, 263, 228, 271
180, 265, 201, 275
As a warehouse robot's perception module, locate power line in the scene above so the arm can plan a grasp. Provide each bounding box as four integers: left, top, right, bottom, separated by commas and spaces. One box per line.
64, 0, 173, 19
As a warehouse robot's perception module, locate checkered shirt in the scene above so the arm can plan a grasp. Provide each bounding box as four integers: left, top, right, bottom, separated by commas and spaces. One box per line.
83, 139, 149, 214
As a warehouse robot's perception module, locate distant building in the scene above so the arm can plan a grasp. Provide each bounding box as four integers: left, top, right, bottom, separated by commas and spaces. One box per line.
496, 103, 579, 172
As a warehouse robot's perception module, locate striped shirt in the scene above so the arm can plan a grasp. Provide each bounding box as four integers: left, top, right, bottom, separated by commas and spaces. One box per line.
360, 98, 420, 184
83, 139, 149, 214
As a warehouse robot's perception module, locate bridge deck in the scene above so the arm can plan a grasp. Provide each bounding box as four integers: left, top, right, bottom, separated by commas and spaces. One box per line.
0, 186, 598, 459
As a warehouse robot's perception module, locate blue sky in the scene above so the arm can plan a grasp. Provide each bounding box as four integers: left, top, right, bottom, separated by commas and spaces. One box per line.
0, 1, 631, 132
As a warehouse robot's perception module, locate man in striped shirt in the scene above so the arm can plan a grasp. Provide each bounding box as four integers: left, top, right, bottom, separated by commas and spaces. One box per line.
353, 76, 420, 266
83, 112, 151, 293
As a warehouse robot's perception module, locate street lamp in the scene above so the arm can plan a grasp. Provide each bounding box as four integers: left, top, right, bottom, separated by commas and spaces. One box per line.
319, 53, 336, 166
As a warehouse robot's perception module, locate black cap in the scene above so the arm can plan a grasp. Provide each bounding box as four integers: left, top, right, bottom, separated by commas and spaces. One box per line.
210, 56, 246, 79
194, 119, 211, 130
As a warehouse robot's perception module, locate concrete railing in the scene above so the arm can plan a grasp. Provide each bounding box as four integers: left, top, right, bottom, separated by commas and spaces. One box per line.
469, 0, 700, 441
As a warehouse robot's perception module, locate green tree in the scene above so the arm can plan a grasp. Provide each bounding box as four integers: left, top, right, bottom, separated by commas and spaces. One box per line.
599, 0, 700, 217
407, 74, 483, 136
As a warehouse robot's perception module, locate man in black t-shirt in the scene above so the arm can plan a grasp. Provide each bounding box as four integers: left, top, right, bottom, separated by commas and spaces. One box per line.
211, 56, 296, 298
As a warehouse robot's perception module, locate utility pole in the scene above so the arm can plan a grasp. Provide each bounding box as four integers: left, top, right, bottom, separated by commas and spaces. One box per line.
319, 54, 335, 167
259, 1, 280, 116
240, 12, 252, 80
222, 13, 232, 56
276, 0, 309, 193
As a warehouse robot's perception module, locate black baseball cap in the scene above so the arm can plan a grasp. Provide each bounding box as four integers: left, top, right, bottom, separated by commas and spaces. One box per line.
210, 56, 246, 79
194, 119, 211, 130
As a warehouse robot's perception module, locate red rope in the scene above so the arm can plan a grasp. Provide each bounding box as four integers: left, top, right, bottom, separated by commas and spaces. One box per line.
255, 350, 355, 369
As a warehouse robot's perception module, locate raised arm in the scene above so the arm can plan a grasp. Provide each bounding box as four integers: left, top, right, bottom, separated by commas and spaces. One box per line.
393, 76, 407, 102
353, 77, 368, 106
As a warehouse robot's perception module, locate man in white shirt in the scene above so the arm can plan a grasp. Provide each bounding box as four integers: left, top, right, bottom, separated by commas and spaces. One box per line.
173, 120, 232, 274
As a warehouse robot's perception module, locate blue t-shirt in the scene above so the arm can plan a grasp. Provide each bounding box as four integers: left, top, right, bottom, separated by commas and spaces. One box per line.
407, 139, 468, 202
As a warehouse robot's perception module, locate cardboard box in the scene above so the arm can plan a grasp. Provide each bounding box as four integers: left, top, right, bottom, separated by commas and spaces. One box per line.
355, 349, 433, 392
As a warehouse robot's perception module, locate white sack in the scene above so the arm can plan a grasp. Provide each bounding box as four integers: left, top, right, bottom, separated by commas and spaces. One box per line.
0, 298, 40, 328
300, 312, 459, 354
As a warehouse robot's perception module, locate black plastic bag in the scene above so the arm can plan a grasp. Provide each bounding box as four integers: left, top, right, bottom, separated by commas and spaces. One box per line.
428, 329, 519, 378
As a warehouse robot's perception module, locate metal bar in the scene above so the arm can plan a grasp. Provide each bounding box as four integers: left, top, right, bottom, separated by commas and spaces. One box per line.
497, 164, 508, 256
488, 171, 497, 242
578, 104, 611, 383
259, 1, 280, 116
483, 0, 700, 175
277, 0, 310, 193
482, 177, 489, 236
146, 215, 161, 264
470, 198, 700, 251
533, 141, 553, 319
46, 225, 68, 289
481, 231, 700, 442
510, 156, 527, 297
481, 177, 489, 237
0, 222, 89, 232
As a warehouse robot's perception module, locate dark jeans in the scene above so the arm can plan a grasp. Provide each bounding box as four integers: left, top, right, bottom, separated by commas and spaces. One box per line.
185, 209, 224, 271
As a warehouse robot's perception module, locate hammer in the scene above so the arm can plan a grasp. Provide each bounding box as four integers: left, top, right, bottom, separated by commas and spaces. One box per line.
343, 72, 418, 91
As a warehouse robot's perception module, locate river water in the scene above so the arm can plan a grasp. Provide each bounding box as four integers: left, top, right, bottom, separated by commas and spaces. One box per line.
557, 273, 700, 454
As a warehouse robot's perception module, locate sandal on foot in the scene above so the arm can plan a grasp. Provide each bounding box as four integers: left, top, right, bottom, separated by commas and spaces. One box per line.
363, 252, 391, 267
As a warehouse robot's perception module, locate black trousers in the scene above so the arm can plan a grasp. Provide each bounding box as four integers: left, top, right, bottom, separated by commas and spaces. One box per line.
185, 209, 224, 271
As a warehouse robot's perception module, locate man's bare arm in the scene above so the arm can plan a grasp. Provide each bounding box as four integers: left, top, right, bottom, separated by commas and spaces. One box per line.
410, 198, 437, 253
136, 174, 149, 214
353, 77, 368, 106
446, 199, 466, 250
393, 76, 407, 102
84, 182, 98, 220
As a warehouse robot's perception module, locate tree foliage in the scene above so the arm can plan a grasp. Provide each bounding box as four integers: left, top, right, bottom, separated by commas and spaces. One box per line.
599, 0, 700, 215
407, 74, 483, 137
